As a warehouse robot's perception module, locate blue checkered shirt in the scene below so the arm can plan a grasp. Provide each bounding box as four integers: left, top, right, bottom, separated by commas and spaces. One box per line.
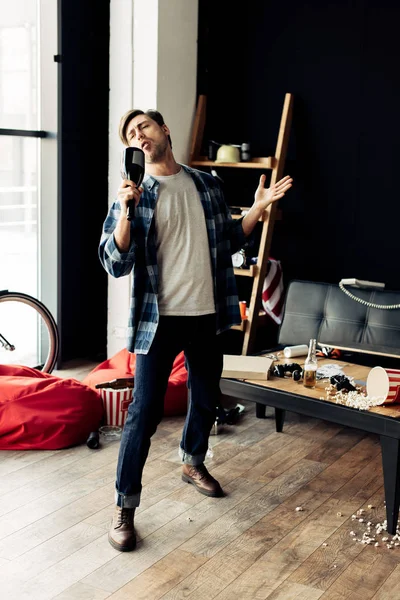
99, 164, 246, 354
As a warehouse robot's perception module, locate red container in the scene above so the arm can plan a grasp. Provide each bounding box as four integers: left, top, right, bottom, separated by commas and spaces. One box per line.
99, 387, 133, 427
366, 367, 400, 404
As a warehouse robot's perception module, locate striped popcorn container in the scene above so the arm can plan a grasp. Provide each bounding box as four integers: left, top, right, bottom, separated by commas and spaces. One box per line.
99, 387, 133, 427
367, 367, 400, 404
261, 258, 284, 325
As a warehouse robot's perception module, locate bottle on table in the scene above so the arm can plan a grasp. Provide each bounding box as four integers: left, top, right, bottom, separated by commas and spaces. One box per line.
303, 338, 317, 388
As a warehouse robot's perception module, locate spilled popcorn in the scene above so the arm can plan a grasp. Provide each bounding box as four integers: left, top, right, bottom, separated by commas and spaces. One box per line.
325, 383, 385, 410
349, 509, 400, 549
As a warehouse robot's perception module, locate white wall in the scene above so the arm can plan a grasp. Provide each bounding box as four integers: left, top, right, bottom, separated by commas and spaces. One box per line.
107, 0, 135, 356
157, 1, 199, 163
107, 0, 199, 356
133, 0, 158, 109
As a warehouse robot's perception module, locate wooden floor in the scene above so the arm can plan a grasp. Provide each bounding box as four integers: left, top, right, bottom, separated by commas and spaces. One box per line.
2, 363, 400, 600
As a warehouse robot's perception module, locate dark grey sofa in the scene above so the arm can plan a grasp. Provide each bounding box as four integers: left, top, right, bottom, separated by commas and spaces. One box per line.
277, 280, 400, 362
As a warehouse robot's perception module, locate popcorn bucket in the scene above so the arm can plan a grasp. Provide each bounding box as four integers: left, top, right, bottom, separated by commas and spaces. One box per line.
366, 367, 400, 404
99, 387, 133, 427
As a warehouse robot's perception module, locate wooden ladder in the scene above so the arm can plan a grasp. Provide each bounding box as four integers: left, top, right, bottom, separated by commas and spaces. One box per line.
189, 93, 294, 355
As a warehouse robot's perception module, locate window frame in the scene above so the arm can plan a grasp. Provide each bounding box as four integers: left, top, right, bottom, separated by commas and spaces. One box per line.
0, 0, 59, 332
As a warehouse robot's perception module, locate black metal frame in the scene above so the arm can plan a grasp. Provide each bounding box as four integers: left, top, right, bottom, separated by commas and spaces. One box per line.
0, 128, 49, 138
220, 377, 400, 534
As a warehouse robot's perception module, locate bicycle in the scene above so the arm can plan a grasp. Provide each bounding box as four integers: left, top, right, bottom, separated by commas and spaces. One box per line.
0, 290, 59, 373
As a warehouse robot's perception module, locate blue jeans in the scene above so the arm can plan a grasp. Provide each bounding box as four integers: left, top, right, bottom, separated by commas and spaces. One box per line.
115, 314, 223, 508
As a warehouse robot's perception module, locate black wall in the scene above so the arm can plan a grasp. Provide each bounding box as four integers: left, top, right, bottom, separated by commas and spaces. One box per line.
59, 0, 109, 362
56, 1, 400, 360
198, 0, 400, 291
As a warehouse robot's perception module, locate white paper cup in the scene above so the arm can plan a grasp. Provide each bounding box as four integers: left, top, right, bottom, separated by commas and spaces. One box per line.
283, 344, 309, 359
366, 367, 400, 403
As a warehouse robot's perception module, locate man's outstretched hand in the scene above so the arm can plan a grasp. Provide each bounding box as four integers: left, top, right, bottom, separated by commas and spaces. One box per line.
254, 174, 293, 212
241, 174, 293, 237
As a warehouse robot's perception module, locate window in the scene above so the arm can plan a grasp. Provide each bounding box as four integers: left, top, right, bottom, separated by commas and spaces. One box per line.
0, 11, 38, 129
0, 0, 58, 354
0, 136, 39, 295
0, 0, 57, 311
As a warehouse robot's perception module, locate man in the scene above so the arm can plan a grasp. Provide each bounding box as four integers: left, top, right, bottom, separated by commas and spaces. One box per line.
99, 108, 292, 551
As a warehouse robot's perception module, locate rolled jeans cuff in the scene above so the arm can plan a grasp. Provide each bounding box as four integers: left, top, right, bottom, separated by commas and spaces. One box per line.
115, 489, 141, 508
179, 445, 206, 466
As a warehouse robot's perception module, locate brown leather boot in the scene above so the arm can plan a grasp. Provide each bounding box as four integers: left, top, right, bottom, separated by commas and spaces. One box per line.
182, 463, 224, 497
108, 505, 136, 552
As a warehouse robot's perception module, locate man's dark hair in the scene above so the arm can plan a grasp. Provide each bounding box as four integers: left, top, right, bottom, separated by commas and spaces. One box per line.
119, 109, 172, 148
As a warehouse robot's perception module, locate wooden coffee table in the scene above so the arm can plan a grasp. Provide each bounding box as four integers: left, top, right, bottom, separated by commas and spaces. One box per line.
220, 358, 400, 534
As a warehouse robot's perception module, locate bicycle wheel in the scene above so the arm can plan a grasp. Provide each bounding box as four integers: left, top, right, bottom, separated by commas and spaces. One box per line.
0, 291, 59, 373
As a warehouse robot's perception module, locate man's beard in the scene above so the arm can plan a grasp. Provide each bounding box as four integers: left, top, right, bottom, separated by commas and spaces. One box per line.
145, 138, 169, 163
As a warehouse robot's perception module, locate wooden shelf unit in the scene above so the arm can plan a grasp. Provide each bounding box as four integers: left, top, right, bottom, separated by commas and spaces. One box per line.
189, 93, 293, 354
190, 157, 275, 169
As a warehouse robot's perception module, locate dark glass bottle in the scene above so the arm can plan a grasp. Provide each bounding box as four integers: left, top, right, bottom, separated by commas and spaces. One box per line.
303, 339, 317, 388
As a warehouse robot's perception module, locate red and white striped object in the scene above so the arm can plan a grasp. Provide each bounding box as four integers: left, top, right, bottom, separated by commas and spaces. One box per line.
261, 258, 284, 325
99, 388, 133, 427
367, 367, 400, 403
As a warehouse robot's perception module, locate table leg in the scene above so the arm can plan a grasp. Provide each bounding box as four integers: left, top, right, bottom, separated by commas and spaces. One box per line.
275, 408, 286, 433
380, 435, 400, 535
256, 403, 266, 419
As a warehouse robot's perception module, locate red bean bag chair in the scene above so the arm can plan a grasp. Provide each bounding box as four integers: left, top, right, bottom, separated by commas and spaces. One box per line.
0, 365, 104, 450
82, 349, 188, 417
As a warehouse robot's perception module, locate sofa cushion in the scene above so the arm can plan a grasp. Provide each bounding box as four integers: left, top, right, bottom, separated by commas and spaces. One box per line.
278, 280, 400, 357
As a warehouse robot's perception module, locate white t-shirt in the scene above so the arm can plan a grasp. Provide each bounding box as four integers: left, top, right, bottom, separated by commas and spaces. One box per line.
154, 168, 215, 316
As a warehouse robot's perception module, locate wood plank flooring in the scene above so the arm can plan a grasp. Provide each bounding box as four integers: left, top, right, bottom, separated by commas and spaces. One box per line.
1, 362, 400, 599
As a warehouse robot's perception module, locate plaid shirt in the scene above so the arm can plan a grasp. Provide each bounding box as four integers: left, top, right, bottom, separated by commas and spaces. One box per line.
99, 164, 246, 354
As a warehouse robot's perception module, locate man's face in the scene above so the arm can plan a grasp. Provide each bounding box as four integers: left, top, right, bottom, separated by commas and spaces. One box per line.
126, 114, 170, 163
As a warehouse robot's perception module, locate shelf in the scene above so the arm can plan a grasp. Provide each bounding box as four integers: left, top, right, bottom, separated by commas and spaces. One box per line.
231, 207, 283, 222
231, 310, 267, 332
231, 321, 247, 332
190, 156, 275, 169
234, 266, 258, 277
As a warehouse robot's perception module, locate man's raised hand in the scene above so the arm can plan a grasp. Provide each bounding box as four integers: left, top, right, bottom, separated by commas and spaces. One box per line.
254, 174, 293, 212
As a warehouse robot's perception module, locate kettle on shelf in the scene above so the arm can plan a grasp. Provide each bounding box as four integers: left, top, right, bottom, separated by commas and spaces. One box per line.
215, 145, 240, 163
208, 140, 251, 163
